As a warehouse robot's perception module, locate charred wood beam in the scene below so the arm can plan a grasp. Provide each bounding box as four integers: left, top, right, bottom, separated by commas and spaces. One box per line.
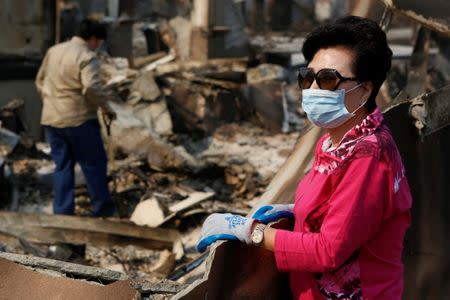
383, 0, 450, 38
154, 59, 247, 77
0, 212, 182, 252
177, 72, 241, 90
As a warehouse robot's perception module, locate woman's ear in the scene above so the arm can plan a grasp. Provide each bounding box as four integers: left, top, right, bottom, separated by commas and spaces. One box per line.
361, 81, 373, 102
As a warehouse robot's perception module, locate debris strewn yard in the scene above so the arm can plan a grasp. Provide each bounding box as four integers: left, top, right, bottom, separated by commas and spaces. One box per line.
0, 0, 449, 299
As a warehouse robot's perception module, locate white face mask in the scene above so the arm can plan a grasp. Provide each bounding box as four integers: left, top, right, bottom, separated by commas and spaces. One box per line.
301, 84, 366, 128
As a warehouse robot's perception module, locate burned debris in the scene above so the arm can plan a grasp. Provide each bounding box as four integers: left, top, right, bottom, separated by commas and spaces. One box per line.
0, 2, 305, 298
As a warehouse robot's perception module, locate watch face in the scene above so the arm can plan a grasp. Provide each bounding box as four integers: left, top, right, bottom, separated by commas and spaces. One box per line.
252, 230, 264, 244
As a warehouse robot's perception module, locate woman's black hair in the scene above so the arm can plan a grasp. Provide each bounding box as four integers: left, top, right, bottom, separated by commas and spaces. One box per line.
77, 19, 107, 40
302, 16, 392, 112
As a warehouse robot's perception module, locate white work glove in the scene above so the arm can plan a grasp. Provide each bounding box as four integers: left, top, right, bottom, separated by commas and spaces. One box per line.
251, 204, 295, 224
196, 213, 255, 253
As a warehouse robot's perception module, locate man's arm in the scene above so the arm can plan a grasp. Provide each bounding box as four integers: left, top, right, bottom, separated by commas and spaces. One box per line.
80, 57, 120, 110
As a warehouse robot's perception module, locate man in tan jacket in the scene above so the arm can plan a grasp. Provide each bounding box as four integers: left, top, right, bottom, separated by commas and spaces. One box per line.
36, 19, 118, 216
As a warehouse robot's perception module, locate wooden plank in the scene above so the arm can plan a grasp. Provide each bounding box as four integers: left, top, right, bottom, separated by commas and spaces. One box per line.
154, 58, 247, 77
143, 54, 176, 71
169, 192, 215, 213
179, 72, 241, 90
0, 212, 181, 251
130, 51, 166, 69
383, 0, 450, 37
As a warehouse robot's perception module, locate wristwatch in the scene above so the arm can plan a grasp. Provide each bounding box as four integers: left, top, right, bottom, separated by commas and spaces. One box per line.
251, 223, 267, 246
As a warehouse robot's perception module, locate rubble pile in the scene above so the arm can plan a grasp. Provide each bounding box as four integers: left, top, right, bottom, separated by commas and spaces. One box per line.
0, 109, 300, 298
3, 3, 448, 298
0, 15, 306, 296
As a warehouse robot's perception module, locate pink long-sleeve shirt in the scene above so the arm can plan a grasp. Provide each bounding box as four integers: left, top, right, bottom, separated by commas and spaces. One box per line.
274, 108, 412, 299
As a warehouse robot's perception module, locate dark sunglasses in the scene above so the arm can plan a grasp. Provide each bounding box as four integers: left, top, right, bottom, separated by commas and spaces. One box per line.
297, 67, 358, 91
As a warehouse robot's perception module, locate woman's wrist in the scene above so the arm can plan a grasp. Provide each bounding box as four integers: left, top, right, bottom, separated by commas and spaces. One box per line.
263, 226, 276, 251
250, 220, 276, 251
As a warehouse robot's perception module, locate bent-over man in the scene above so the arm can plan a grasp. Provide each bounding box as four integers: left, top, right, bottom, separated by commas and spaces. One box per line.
36, 19, 118, 217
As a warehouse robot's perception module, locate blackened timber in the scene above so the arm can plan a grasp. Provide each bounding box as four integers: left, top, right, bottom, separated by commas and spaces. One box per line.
0, 212, 181, 251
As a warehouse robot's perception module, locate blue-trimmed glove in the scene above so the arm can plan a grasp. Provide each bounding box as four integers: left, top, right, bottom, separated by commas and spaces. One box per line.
251, 204, 295, 224
196, 213, 255, 253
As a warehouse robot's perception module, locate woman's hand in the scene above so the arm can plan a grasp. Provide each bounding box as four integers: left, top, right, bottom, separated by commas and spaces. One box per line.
251, 204, 295, 224
196, 213, 255, 253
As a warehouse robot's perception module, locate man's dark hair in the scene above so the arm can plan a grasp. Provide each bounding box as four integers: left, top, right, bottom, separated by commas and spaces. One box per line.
302, 16, 392, 112
77, 19, 107, 40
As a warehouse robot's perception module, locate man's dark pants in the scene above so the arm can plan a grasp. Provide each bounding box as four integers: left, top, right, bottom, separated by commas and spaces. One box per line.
44, 119, 115, 217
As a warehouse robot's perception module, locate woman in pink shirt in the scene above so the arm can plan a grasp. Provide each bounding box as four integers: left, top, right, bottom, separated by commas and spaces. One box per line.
197, 16, 412, 299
